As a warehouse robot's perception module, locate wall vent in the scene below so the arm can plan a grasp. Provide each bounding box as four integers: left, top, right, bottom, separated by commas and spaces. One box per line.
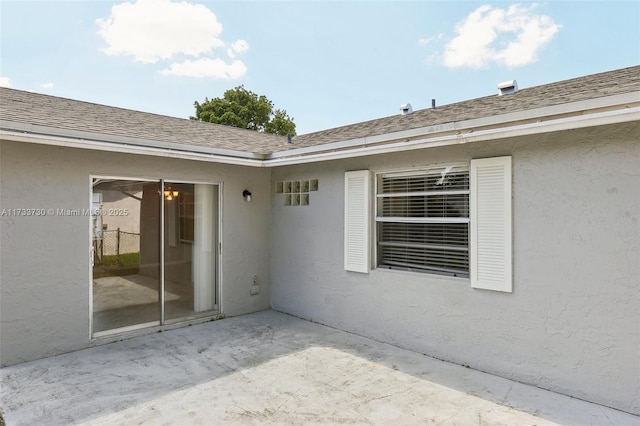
497, 80, 518, 96
400, 103, 413, 115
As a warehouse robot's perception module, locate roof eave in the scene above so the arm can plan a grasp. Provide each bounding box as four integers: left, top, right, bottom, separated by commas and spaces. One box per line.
266, 91, 640, 162
0, 120, 269, 166
264, 101, 640, 166
1, 91, 638, 168
0, 128, 267, 167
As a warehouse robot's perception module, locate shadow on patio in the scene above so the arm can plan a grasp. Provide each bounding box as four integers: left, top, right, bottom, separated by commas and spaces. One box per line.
1, 310, 638, 425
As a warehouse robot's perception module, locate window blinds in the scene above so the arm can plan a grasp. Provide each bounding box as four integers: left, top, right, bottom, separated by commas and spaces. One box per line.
376, 166, 470, 277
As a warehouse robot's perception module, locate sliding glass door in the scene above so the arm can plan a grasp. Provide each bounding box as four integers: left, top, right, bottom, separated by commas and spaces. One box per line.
91, 179, 161, 333
91, 178, 218, 336
163, 182, 218, 321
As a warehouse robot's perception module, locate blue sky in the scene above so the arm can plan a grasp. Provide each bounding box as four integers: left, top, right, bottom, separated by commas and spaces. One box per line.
1, 1, 638, 135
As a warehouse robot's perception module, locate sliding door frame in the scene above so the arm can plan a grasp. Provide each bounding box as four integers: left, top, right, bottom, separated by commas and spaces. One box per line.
162, 178, 223, 325
89, 175, 223, 339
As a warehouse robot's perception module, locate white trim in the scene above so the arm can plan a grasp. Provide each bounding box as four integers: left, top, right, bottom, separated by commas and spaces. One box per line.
2, 94, 638, 168
267, 92, 640, 160
88, 177, 93, 340
1, 120, 265, 160
91, 175, 163, 183
372, 162, 470, 177
0, 131, 267, 167
160, 180, 166, 323
217, 182, 224, 315
344, 170, 371, 273
264, 107, 640, 166
89, 176, 222, 338
373, 167, 471, 277
375, 217, 470, 224
377, 190, 469, 198
470, 156, 513, 292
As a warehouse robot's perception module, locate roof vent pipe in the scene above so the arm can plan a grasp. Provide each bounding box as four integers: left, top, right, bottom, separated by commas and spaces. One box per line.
431, 99, 436, 109
287, 133, 292, 144
400, 103, 413, 115
497, 80, 518, 96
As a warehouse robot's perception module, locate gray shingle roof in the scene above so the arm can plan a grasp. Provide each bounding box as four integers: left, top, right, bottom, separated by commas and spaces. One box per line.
1, 65, 638, 156
291, 65, 640, 148
0, 88, 291, 155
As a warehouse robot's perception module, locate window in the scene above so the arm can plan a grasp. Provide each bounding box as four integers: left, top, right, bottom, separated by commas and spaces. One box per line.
375, 165, 470, 277
344, 156, 512, 292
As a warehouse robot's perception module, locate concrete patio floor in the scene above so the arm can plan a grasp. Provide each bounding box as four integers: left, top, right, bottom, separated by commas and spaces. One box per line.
1, 310, 638, 425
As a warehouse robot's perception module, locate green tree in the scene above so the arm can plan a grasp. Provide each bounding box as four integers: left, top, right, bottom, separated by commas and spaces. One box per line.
191, 86, 296, 136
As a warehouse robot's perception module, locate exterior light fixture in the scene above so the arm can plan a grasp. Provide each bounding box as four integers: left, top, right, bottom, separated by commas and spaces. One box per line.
243, 189, 252, 202
163, 187, 179, 201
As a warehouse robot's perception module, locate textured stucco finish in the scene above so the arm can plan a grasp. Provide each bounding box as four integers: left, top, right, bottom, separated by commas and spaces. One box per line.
0, 141, 271, 366
270, 122, 640, 414
1, 121, 638, 414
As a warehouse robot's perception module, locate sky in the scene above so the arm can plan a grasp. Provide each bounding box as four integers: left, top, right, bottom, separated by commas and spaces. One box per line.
1, 1, 639, 135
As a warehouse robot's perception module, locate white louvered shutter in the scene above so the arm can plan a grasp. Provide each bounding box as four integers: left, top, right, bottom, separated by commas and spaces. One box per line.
344, 170, 370, 273
470, 156, 512, 292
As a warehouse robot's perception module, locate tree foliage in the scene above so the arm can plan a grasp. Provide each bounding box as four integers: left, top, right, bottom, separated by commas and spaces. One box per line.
191, 86, 296, 136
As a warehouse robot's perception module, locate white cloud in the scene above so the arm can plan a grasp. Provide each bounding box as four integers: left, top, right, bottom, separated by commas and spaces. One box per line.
160, 58, 247, 79
41, 82, 55, 89
418, 34, 443, 46
96, 0, 225, 64
443, 4, 560, 69
227, 39, 249, 58
231, 39, 249, 54
0, 77, 11, 87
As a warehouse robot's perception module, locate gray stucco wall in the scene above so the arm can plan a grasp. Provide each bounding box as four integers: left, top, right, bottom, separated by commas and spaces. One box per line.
270, 122, 640, 414
0, 141, 271, 366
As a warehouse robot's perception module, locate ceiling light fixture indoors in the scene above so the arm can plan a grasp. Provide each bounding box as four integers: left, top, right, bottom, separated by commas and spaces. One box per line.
163, 186, 179, 201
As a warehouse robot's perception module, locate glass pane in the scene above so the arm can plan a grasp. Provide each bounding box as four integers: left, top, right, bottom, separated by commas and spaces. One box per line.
164, 183, 218, 321
92, 179, 161, 333
380, 193, 469, 218
376, 167, 470, 277
377, 222, 469, 277
381, 167, 469, 193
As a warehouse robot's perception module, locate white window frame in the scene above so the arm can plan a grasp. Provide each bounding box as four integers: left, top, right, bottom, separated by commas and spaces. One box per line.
373, 164, 470, 278
344, 156, 512, 291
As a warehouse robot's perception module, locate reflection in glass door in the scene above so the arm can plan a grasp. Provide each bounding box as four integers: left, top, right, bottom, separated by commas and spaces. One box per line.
164, 183, 218, 321
92, 179, 161, 333
91, 178, 218, 335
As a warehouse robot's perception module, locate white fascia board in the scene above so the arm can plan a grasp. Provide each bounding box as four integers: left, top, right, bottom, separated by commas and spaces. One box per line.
0, 120, 267, 161
267, 91, 640, 160
0, 131, 266, 167
1, 92, 638, 168
264, 106, 640, 167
